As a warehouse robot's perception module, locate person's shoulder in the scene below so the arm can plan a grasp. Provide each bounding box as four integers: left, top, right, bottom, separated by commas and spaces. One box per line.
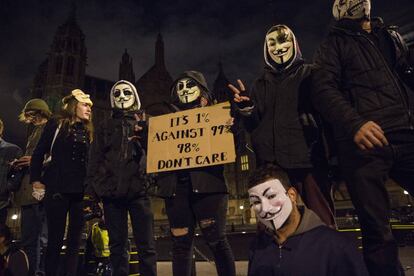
307, 225, 353, 246
1, 140, 21, 152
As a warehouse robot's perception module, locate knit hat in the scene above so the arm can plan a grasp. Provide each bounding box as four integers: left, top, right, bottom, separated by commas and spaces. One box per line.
19, 98, 52, 121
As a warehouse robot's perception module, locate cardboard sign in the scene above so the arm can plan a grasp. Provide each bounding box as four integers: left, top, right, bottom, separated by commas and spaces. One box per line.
147, 102, 236, 173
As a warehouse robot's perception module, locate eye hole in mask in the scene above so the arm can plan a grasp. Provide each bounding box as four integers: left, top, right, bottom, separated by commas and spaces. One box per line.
113, 90, 121, 97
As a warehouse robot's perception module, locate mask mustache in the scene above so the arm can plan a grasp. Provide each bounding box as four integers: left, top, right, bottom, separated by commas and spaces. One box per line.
260, 206, 282, 220
274, 48, 288, 55
179, 90, 196, 96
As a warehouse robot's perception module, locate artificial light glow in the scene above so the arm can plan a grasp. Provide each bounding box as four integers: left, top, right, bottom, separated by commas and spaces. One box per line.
11, 214, 18, 220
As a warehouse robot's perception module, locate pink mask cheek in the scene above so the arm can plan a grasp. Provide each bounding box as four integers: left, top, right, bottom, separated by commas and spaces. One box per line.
270, 199, 283, 208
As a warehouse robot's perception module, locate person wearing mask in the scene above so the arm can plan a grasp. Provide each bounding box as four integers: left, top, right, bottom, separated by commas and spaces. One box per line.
247, 165, 368, 276
312, 0, 414, 274
229, 25, 335, 227
85, 80, 156, 276
157, 71, 236, 276
30, 90, 93, 276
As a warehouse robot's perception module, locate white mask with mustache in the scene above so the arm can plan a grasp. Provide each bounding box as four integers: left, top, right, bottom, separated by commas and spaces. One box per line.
176, 78, 201, 104
266, 27, 294, 65
248, 179, 292, 231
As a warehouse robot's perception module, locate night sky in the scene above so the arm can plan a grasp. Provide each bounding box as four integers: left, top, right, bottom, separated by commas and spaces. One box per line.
1, 0, 414, 145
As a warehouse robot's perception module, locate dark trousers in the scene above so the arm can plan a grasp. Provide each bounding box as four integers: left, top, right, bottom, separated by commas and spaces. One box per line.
165, 178, 236, 276
338, 141, 414, 276
21, 203, 47, 276
103, 196, 157, 276
44, 193, 84, 276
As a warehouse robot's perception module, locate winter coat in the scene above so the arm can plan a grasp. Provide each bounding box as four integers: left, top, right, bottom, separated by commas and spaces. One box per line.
156, 71, 228, 198
30, 119, 90, 194
312, 18, 414, 142
0, 139, 22, 209
86, 110, 148, 200
240, 24, 325, 168
248, 207, 369, 276
14, 124, 46, 206
242, 62, 323, 168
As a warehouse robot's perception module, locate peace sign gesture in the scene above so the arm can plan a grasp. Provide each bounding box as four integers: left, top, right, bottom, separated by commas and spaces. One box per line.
228, 79, 253, 109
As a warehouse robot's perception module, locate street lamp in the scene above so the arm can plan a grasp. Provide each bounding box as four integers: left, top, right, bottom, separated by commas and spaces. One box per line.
11, 214, 18, 220
239, 205, 244, 225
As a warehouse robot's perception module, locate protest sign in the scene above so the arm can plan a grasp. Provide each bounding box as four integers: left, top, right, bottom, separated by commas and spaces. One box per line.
147, 102, 236, 173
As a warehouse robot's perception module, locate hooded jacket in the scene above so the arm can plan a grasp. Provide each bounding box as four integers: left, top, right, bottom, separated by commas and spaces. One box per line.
248, 207, 369, 276
312, 18, 414, 142
86, 81, 147, 200
170, 70, 213, 110
240, 25, 323, 168
156, 71, 227, 198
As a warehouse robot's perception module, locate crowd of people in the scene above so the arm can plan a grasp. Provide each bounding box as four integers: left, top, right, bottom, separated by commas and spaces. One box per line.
0, 0, 412, 275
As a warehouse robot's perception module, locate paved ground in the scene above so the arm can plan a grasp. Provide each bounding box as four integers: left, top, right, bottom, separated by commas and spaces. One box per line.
157, 247, 414, 276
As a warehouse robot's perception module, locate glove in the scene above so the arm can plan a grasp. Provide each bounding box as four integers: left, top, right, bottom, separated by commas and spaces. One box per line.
32, 187, 45, 201
235, 90, 254, 110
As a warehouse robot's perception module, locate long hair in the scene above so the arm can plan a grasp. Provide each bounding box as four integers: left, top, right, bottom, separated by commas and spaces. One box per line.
56, 97, 94, 142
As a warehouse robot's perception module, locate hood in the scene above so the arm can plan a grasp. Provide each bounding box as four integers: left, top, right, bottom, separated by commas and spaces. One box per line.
332, 17, 385, 35
110, 80, 141, 111
292, 206, 325, 236
264, 24, 303, 73
170, 70, 213, 108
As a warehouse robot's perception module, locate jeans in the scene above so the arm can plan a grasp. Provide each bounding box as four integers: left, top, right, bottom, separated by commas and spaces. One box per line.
21, 203, 47, 275
103, 196, 157, 276
338, 140, 414, 276
165, 176, 236, 276
44, 193, 84, 276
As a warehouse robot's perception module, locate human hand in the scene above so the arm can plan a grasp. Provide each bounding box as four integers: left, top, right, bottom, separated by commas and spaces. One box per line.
228, 79, 253, 109
14, 156, 32, 168
32, 181, 46, 201
354, 121, 389, 150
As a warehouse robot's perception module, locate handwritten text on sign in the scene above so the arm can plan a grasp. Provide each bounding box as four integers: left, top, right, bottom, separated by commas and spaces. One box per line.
147, 102, 236, 173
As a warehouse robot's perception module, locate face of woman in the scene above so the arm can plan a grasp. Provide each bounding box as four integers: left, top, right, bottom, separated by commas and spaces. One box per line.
75, 102, 92, 121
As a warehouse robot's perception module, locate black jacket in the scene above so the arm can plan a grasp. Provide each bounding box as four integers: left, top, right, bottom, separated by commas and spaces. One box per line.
86, 110, 147, 200
242, 62, 322, 168
30, 119, 90, 194
0, 139, 22, 208
312, 18, 414, 142
248, 208, 368, 276
156, 71, 227, 198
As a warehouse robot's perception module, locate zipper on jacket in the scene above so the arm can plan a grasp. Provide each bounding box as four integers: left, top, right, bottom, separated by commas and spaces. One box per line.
356, 31, 414, 129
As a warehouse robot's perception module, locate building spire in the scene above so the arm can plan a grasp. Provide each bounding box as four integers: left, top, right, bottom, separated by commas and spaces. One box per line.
155, 33, 165, 67
119, 48, 135, 83
68, 0, 77, 23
